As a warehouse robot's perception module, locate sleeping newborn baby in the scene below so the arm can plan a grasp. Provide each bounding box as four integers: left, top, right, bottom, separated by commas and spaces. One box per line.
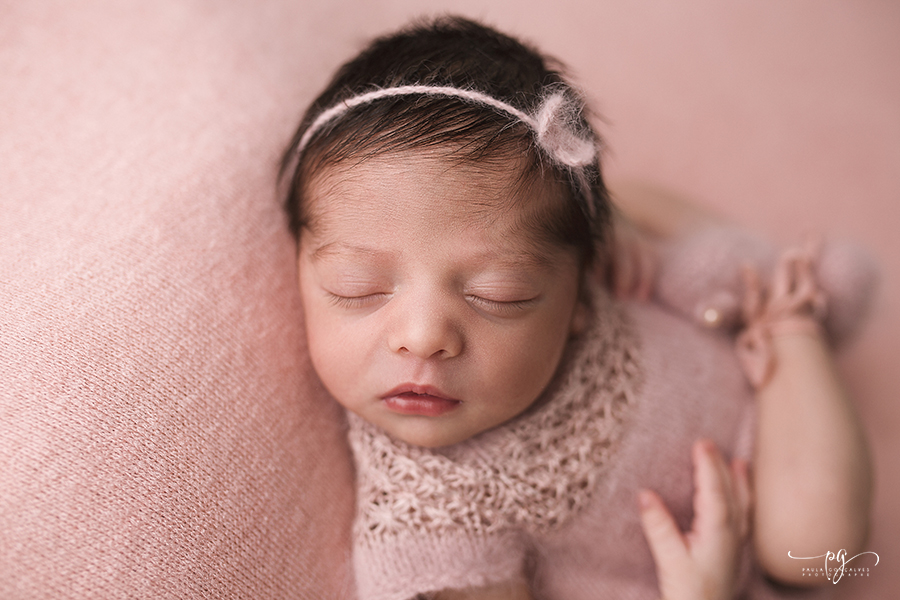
280, 16, 874, 600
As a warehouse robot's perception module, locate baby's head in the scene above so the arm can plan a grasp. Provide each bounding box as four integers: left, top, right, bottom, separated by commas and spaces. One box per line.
283, 17, 611, 447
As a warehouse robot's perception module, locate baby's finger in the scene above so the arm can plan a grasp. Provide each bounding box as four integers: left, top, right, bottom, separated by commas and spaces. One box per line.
692, 440, 732, 535
730, 458, 752, 541
638, 489, 689, 570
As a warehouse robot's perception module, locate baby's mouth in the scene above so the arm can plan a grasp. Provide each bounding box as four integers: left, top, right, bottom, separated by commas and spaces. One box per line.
381, 385, 461, 417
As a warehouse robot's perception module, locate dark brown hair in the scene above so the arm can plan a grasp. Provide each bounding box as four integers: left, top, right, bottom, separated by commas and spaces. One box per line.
281, 16, 611, 265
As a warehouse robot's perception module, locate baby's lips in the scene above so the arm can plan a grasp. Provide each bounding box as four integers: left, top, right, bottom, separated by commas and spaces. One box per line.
381, 383, 459, 402
382, 391, 461, 417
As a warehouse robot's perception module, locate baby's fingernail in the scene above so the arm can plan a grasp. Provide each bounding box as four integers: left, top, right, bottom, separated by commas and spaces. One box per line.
637, 490, 654, 510
693, 439, 710, 457
700, 439, 718, 455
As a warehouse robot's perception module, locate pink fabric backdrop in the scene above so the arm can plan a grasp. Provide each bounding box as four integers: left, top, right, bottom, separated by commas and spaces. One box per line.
1, 1, 896, 598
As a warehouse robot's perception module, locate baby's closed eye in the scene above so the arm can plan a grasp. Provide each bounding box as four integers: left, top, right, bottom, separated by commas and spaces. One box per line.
463, 278, 544, 316
326, 291, 391, 309
320, 274, 393, 308
465, 294, 540, 316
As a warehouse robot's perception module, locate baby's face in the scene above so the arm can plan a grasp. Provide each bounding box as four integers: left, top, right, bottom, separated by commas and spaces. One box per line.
298, 153, 584, 447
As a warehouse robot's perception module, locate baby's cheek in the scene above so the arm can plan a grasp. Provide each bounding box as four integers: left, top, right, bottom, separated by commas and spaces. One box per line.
302, 313, 353, 397
487, 330, 568, 411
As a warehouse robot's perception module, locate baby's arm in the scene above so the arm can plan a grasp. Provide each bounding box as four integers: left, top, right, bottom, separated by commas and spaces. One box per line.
751, 326, 872, 584
610, 182, 873, 586
639, 440, 751, 600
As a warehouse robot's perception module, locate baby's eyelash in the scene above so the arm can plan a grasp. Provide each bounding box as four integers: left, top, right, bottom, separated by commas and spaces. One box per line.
467, 295, 538, 314
326, 292, 388, 309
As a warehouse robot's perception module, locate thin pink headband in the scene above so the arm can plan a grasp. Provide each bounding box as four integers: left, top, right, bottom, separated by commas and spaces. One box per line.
294, 85, 598, 170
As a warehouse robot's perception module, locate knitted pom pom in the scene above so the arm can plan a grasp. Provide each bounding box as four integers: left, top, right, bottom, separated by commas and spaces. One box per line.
816, 239, 879, 346
655, 228, 775, 332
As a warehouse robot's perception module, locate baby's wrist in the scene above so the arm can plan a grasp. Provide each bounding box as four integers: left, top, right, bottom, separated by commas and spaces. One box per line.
766, 315, 823, 339
735, 241, 828, 389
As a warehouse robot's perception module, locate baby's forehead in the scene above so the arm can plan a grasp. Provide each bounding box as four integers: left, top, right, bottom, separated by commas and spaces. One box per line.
304, 152, 544, 229
300, 153, 572, 265
310, 150, 525, 193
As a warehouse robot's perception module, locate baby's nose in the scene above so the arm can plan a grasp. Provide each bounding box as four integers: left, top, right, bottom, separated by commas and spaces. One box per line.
387, 296, 463, 359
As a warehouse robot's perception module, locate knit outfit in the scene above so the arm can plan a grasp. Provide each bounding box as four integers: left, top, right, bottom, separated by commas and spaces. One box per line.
347, 230, 875, 600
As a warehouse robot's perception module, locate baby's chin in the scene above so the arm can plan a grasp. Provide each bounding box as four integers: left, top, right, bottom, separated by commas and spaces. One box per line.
382, 419, 477, 449
372, 411, 509, 449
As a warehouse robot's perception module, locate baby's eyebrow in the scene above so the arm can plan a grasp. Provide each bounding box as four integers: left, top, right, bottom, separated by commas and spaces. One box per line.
310, 241, 561, 271
311, 242, 395, 261
486, 250, 558, 271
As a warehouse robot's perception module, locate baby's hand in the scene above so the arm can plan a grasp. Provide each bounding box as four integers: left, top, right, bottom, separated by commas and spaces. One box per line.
638, 440, 751, 600
607, 210, 658, 301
